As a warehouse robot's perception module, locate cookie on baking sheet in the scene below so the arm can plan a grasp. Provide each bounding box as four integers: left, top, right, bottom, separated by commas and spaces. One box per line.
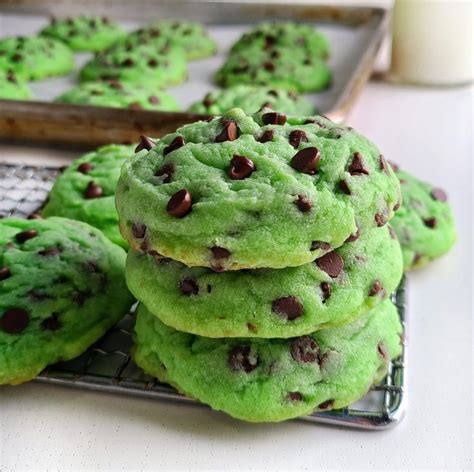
133, 299, 402, 422
0, 217, 133, 385
215, 44, 331, 92
42, 144, 134, 249
55, 80, 179, 111
124, 20, 217, 61
0, 68, 31, 100
40, 15, 125, 52
115, 108, 401, 270
229, 22, 330, 59
126, 225, 403, 338
79, 41, 187, 87
391, 165, 456, 270
188, 85, 316, 116
0, 36, 74, 80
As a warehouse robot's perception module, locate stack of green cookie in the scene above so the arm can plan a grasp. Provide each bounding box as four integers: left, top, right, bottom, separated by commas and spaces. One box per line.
114, 107, 408, 422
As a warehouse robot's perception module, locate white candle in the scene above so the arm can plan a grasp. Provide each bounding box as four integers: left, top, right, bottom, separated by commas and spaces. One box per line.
390, 0, 474, 85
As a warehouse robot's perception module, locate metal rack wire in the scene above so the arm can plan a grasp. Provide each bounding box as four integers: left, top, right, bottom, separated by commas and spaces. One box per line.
0, 163, 407, 429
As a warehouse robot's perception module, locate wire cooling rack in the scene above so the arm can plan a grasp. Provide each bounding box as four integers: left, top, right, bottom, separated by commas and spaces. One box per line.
0, 162, 407, 429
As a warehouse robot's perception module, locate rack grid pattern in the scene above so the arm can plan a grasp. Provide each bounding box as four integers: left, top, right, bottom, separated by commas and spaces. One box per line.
0, 163, 407, 429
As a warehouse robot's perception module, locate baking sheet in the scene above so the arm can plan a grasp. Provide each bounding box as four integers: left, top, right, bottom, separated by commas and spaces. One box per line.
0, 4, 387, 145
1, 12, 380, 114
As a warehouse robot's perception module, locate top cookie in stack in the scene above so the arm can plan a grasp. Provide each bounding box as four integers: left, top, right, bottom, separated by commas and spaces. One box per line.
116, 108, 401, 270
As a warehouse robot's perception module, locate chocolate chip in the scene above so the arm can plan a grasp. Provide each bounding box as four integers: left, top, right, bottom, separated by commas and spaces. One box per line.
310, 241, 331, 251
268, 90, 278, 97
202, 94, 214, 107
215, 122, 238, 142
288, 130, 308, 148
320, 282, 331, 302
290, 147, 320, 175
294, 195, 312, 212
272, 296, 303, 321
345, 228, 360, 243
211, 246, 230, 259
41, 314, 61, 331
122, 58, 134, 67
180, 278, 199, 295
27, 212, 42, 220
135, 135, 155, 153
259, 102, 272, 110
11, 53, 22, 62
164, 136, 185, 155
374, 212, 387, 227
0, 267, 11, 280
348, 152, 369, 175
257, 129, 274, 143
290, 336, 319, 363
131, 223, 146, 239
229, 155, 255, 180
109, 80, 123, 90
431, 188, 448, 202
15, 229, 38, 243
413, 253, 423, 265
263, 61, 275, 72
379, 154, 391, 176
166, 189, 192, 217
262, 112, 286, 125
155, 163, 174, 183
129, 102, 142, 110
38, 247, 61, 257
316, 251, 344, 278
369, 280, 384, 297
318, 399, 334, 410
288, 392, 303, 401
423, 217, 437, 228
377, 343, 388, 359
84, 181, 103, 199
207, 284, 212, 293
148, 58, 158, 67
228, 345, 258, 373
247, 323, 257, 333
339, 180, 351, 195
1, 308, 29, 334
73, 290, 90, 306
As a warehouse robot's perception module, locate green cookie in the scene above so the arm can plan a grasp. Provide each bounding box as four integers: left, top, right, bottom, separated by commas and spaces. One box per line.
133, 300, 402, 422
116, 108, 401, 270
55, 80, 179, 111
0, 217, 133, 385
0, 35, 74, 80
230, 22, 330, 59
0, 68, 31, 100
188, 85, 316, 116
40, 16, 125, 52
127, 225, 403, 338
216, 44, 331, 93
124, 20, 217, 60
43, 144, 134, 249
391, 165, 456, 270
80, 41, 187, 87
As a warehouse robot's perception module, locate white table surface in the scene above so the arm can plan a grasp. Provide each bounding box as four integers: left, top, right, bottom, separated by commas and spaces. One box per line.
0, 7, 473, 472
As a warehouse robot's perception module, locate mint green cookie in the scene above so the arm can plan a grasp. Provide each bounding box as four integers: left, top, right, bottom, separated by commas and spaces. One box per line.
116, 108, 401, 270
43, 144, 134, 249
0, 68, 31, 100
124, 20, 216, 60
80, 42, 187, 87
230, 22, 330, 59
0, 217, 133, 385
0, 36, 74, 80
216, 44, 331, 92
55, 80, 179, 111
40, 16, 125, 52
391, 166, 456, 270
133, 300, 402, 422
188, 85, 316, 116
127, 225, 402, 338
